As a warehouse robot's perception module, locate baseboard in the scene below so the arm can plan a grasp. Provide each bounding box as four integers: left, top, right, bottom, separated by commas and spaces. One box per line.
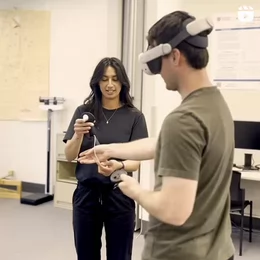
22, 182, 45, 193
140, 215, 260, 235
0, 181, 45, 193
140, 220, 149, 235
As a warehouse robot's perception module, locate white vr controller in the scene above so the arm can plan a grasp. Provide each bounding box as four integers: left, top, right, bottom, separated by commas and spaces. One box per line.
83, 114, 89, 122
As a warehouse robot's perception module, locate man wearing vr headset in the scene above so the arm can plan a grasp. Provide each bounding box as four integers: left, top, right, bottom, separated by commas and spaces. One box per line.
79, 11, 235, 260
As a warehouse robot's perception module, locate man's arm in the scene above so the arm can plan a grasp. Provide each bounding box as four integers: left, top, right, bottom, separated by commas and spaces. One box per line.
135, 113, 206, 225
136, 177, 197, 225
116, 112, 150, 168
109, 137, 157, 161
78, 112, 154, 163
121, 160, 140, 172
78, 137, 157, 164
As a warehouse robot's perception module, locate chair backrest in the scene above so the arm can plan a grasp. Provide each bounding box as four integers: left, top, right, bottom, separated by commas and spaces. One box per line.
230, 171, 244, 201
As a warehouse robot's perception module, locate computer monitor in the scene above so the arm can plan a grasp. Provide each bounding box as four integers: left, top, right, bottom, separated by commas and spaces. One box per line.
234, 120, 260, 170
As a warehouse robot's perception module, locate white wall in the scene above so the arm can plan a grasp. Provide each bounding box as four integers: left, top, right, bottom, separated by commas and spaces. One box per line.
139, 0, 183, 221
0, 0, 122, 184
140, 0, 260, 220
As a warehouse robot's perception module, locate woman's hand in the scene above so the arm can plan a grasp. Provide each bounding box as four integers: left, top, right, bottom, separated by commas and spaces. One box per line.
98, 160, 123, 176
74, 118, 94, 137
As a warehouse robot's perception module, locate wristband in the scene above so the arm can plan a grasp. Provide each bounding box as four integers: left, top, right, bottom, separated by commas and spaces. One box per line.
119, 161, 125, 170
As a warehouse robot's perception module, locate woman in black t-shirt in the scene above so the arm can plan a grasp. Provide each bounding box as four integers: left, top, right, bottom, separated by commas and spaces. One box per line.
63, 57, 148, 260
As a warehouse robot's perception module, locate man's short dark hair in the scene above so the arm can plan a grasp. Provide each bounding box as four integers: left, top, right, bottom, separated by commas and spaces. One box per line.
147, 11, 211, 69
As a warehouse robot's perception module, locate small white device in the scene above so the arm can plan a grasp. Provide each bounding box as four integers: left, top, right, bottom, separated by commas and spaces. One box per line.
110, 169, 127, 183
83, 114, 89, 122
139, 17, 214, 75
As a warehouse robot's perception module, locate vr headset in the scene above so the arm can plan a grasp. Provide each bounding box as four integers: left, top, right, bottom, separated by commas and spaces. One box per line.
139, 17, 214, 75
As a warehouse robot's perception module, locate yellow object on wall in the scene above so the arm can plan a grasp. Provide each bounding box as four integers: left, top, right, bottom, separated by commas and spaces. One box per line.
0, 10, 51, 121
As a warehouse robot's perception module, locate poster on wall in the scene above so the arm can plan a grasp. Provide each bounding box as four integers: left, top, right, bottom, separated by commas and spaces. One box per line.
211, 9, 260, 90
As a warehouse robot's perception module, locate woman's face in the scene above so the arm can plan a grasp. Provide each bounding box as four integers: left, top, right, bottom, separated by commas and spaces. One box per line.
99, 66, 122, 100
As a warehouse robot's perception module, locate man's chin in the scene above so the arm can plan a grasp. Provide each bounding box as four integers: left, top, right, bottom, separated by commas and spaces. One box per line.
165, 84, 178, 91
165, 84, 173, 90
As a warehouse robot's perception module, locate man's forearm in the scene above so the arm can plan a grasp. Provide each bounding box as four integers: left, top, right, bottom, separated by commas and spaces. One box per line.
109, 138, 156, 161
136, 190, 171, 224
122, 160, 140, 172
136, 189, 185, 226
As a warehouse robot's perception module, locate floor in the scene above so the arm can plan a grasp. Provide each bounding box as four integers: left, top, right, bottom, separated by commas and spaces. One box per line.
1, 199, 260, 260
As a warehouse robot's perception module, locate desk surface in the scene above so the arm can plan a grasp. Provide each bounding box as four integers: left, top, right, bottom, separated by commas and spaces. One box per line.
233, 167, 260, 182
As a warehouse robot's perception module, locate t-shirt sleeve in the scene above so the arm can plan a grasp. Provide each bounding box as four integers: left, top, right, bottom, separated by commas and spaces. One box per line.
158, 112, 206, 181
63, 107, 81, 143
130, 113, 149, 141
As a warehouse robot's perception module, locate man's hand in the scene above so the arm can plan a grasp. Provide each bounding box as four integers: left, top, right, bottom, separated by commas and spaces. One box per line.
78, 144, 111, 164
118, 174, 142, 201
97, 160, 123, 176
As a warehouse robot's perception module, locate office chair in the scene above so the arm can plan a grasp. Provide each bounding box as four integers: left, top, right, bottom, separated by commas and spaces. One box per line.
230, 171, 253, 256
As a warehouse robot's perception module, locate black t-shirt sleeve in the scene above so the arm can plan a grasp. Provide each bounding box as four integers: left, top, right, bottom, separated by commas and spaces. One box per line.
130, 113, 149, 141
63, 107, 81, 143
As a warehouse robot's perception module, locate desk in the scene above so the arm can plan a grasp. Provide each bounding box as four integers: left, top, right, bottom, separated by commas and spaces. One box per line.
241, 171, 260, 182
233, 167, 260, 182
233, 167, 260, 220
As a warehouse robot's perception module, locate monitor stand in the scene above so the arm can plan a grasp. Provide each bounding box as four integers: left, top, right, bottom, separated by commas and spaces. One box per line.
242, 153, 258, 170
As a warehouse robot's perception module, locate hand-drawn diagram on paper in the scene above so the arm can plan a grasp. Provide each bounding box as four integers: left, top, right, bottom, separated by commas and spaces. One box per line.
0, 10, 51, 121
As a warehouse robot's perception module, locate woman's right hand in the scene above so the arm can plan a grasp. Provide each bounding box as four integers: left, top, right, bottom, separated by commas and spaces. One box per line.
74, 118, 94, 137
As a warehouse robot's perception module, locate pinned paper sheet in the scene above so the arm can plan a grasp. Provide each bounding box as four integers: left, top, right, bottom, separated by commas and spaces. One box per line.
0, 10, 51, 121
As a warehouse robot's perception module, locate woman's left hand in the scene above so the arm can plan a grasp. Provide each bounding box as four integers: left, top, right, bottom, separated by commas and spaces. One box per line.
98, 159, 123, 176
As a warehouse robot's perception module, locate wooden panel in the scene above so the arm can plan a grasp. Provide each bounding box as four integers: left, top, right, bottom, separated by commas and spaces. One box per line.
0, 179, 22, 199
54, 181, 76, 210
56, 133, 66, 159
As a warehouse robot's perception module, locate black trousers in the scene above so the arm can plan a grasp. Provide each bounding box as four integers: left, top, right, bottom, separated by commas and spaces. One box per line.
73, 182, 136, 260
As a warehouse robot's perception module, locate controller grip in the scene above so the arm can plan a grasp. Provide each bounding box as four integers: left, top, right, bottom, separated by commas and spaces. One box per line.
82, 112, 97, 137
110, 169, 127, 183
82, 112, 95, 123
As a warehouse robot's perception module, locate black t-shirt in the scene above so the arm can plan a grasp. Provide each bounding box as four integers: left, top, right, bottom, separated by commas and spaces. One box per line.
63, 104, 148, 184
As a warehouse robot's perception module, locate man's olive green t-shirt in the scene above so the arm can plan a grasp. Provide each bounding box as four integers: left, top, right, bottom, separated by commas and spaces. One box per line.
142, 87, 235, 260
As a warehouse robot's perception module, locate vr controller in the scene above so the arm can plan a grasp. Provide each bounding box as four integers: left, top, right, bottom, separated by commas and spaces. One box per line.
82, 112, 127, 183
82, 112, 95, 123
82, 112, 96, 137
